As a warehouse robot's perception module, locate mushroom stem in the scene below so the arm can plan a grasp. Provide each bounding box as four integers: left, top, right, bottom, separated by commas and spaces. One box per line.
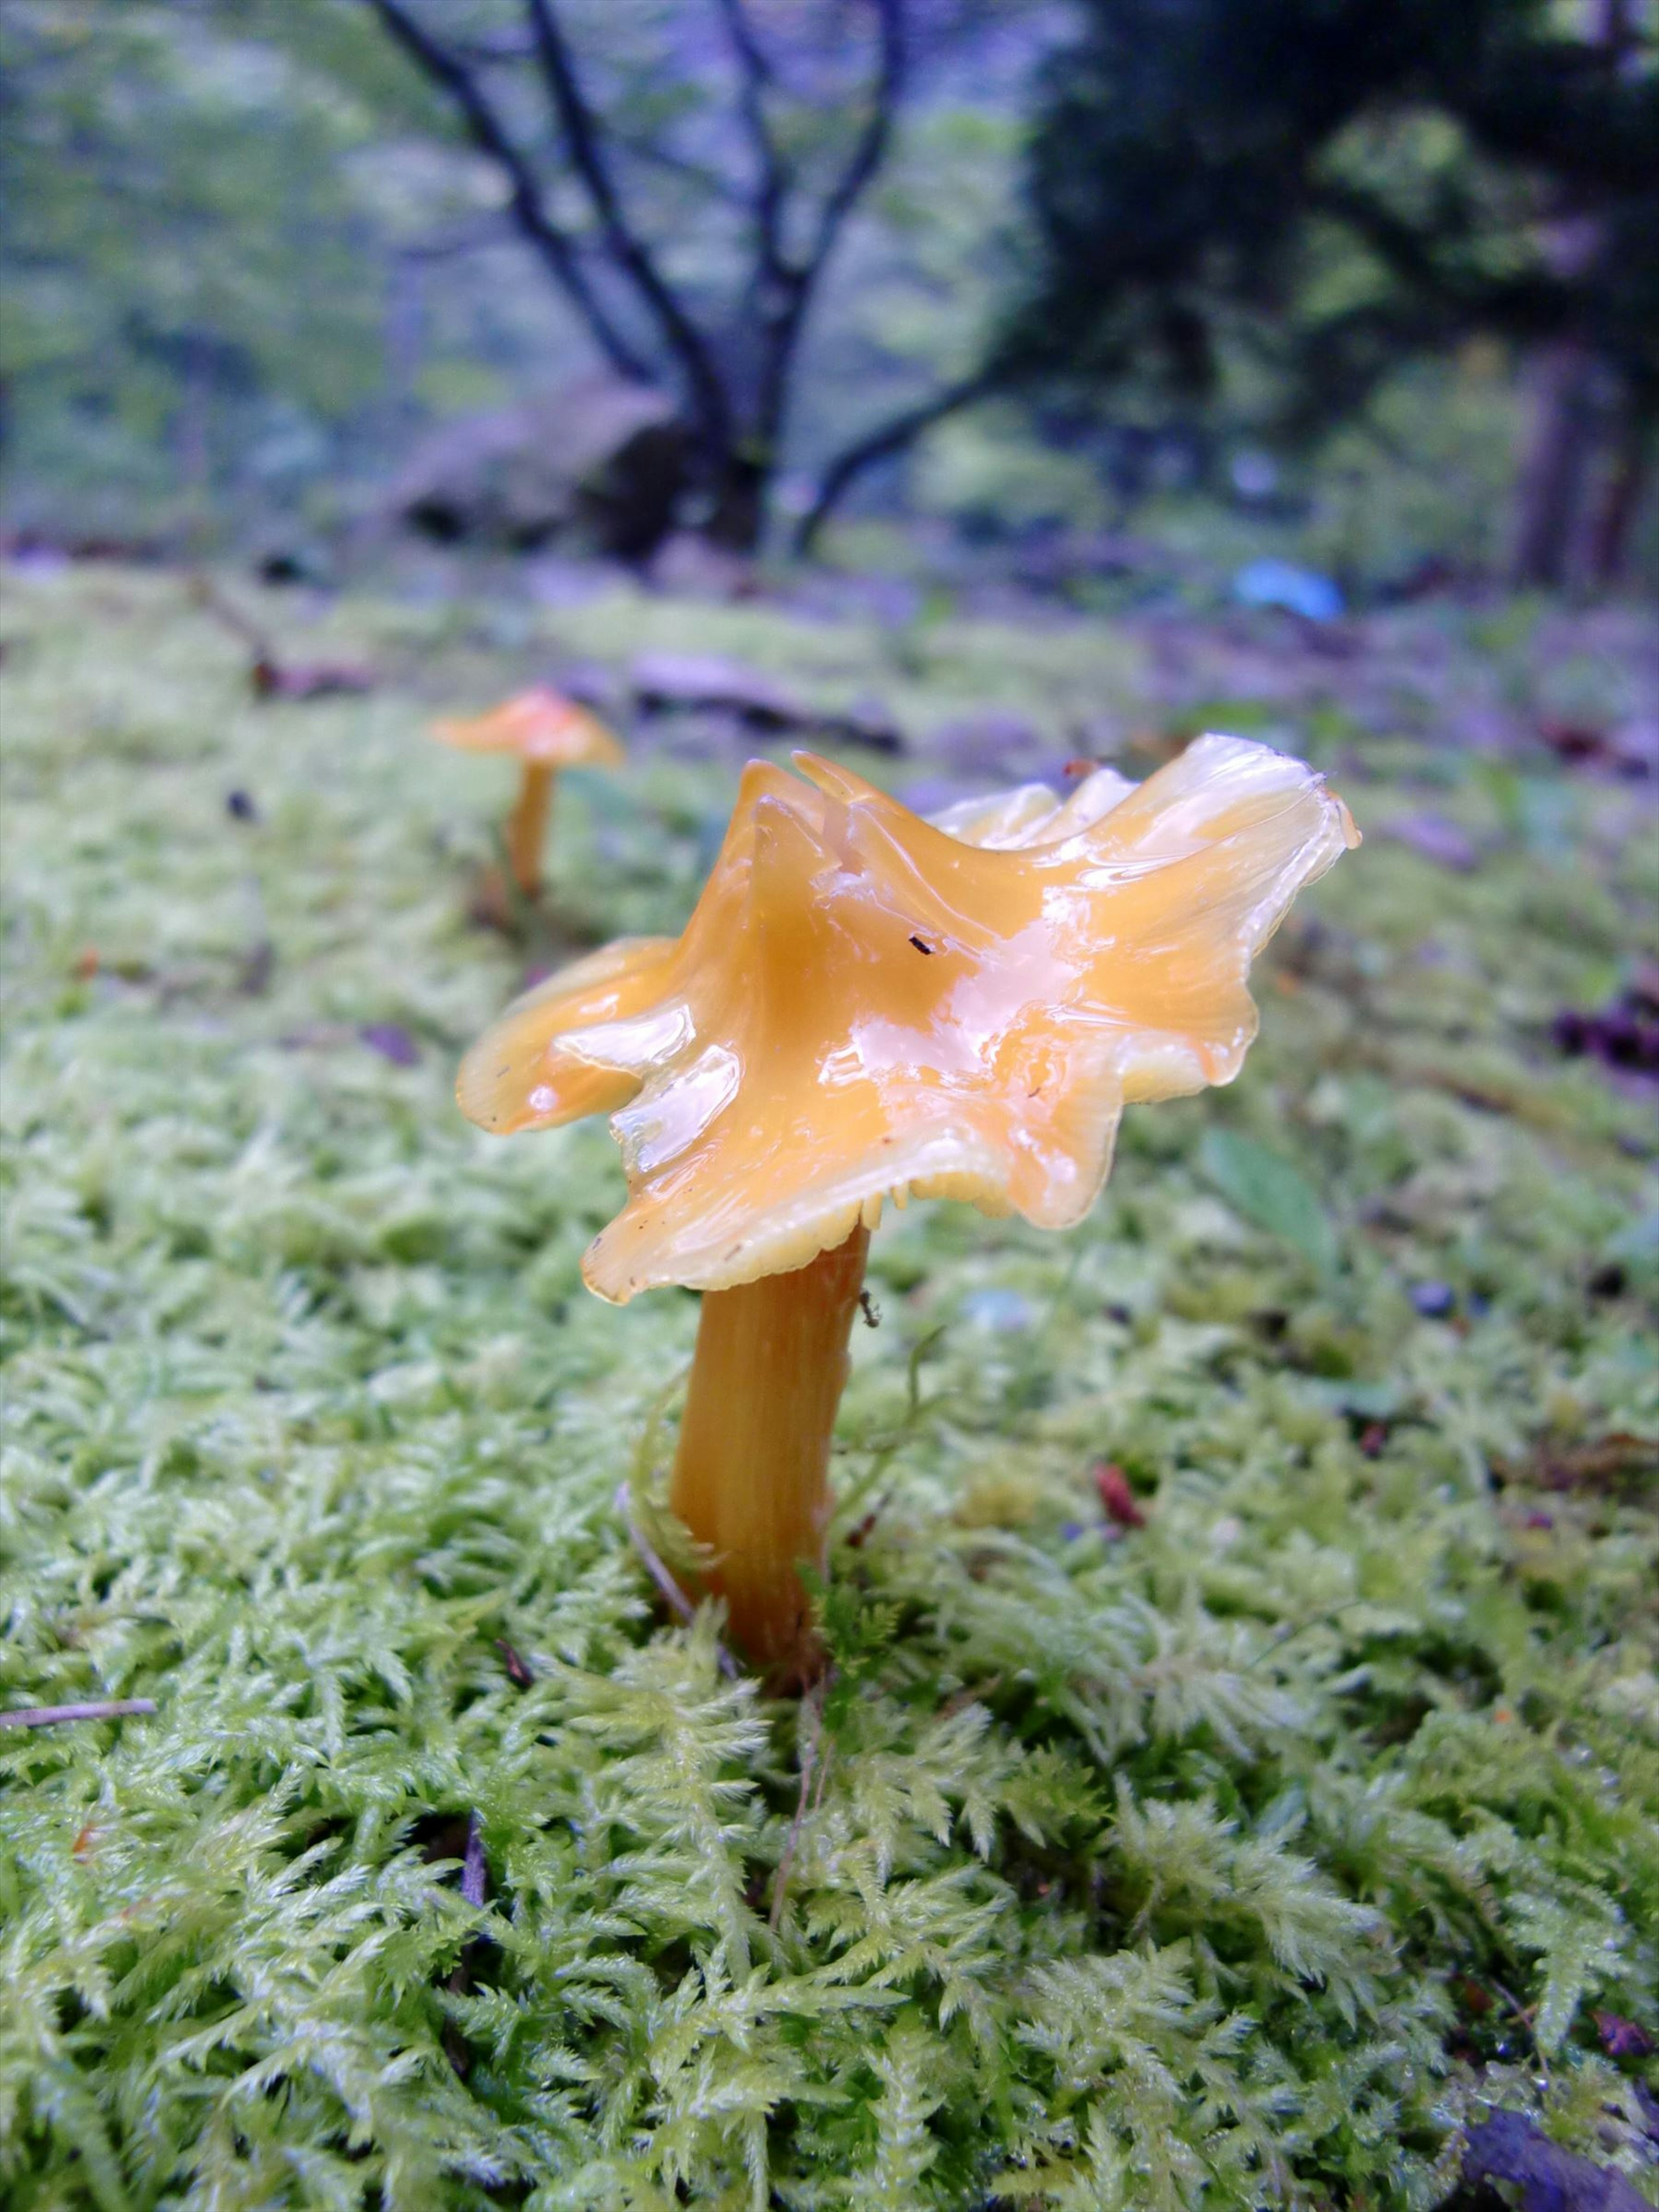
670, 1225, 871, 1671
505, 762, 556, 897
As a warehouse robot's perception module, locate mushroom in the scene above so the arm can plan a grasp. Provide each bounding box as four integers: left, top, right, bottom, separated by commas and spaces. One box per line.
434, 688, 625, 899
457, 734, 1358, 1672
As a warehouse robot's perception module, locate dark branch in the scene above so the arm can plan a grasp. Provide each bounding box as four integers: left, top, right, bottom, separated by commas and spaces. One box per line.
716, 0, 790, 292
751, 0, 909, 457
449, 31, 537, 63
363, 0, 650, 381
792, 363, 1004, 554
1309, 179, 1574, 337
608, 130, 751, 211
1308, 179, 1484, 306
397, 216, 517, 261
800, 0, 906, 287
521, 0, 731, 448
715, 0, 777, 90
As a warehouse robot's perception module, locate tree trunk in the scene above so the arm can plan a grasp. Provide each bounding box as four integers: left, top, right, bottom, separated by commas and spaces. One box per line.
1587, 391, 1654, 587
1511, 341, 1599, 588
704, 449, 771, 554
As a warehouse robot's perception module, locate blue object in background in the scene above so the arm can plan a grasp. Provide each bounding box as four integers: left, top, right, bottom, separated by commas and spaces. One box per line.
961, 1287, 1033, 1333
1233, 559, 1345, 622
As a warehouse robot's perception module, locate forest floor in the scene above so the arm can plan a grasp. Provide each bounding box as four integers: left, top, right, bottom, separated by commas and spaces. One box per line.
2, 559, 1656, 2211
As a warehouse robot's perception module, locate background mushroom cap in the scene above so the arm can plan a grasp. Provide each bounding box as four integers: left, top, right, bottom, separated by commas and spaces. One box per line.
458, 735, 1358, 1303
432, 686, 625, 769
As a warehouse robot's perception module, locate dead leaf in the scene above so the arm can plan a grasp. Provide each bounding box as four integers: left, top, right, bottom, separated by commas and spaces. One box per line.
251, 655, 375, 702
1491, 1431, 1656, 1503
1594, 2011, 1655, 2059
1553, 998, 1659, 1079
1541, 1433, 1656, 1493
1462, 2109, 1649, 2212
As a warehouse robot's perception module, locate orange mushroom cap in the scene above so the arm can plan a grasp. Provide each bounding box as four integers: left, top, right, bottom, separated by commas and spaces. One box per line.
457, 735, 1358, 1303
432, 687, 625, 770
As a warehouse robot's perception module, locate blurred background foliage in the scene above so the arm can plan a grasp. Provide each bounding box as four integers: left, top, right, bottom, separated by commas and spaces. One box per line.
1, 0, 1654, 590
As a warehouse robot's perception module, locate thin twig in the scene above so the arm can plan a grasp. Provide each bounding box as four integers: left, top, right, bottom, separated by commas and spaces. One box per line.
748, 0, 909, 452
798, 0, 906, 285
770, 1678, 825, 1931
1242, 1595, 1371, 1671
459, 1812, 489, 1909
363, 0, 650, 381
609, 130, 750, 209
443, 1812, 491, 2078
521, 0, 731, 446
189, 572, 270, 658
810, 1713, 834, 1817
1490, 1975, 1551, 2088
450, 29, 535, 61
615, 1481, 740, 1678
793, 363, 1004, 555
1, 1700, 156, 1729
716, 0, 791, 296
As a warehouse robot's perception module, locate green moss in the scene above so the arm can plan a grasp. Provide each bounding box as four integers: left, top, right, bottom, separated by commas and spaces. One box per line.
1, 568, 1655, 2209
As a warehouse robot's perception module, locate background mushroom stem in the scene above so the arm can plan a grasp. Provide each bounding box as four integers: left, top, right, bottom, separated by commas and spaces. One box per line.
505, 761, 556, 897
670, 1225, 871, 1672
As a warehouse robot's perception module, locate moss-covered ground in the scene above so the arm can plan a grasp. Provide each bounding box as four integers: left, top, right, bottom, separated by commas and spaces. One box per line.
2, 563, 1656, 2210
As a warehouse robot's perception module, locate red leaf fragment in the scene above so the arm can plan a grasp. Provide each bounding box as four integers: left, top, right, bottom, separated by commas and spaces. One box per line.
1094, 1462, 1146, 1529
1463, 2109, 1649, 2212
845, 1496, 887, 1550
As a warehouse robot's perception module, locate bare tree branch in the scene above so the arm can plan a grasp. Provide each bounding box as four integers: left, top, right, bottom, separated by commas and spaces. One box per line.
608, 130, 751, 211
364, 0, 928, 553
748, 0, 909, 461
715, 0, 777, 92
716, 0, 790, 295
363, 0, 651, 383
397, 216, 518, 261
521, 0, 731, 449
800, 0, 906, 290
450, 31, 537, 64
792, 363, 1003, 555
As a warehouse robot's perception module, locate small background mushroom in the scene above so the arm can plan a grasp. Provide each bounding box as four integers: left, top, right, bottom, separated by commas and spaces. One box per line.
434, 687, 625, 900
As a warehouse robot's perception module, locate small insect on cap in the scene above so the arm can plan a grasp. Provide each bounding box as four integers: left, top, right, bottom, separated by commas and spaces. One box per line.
433, 687, 625, 769
457, 737, 1357, 1304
